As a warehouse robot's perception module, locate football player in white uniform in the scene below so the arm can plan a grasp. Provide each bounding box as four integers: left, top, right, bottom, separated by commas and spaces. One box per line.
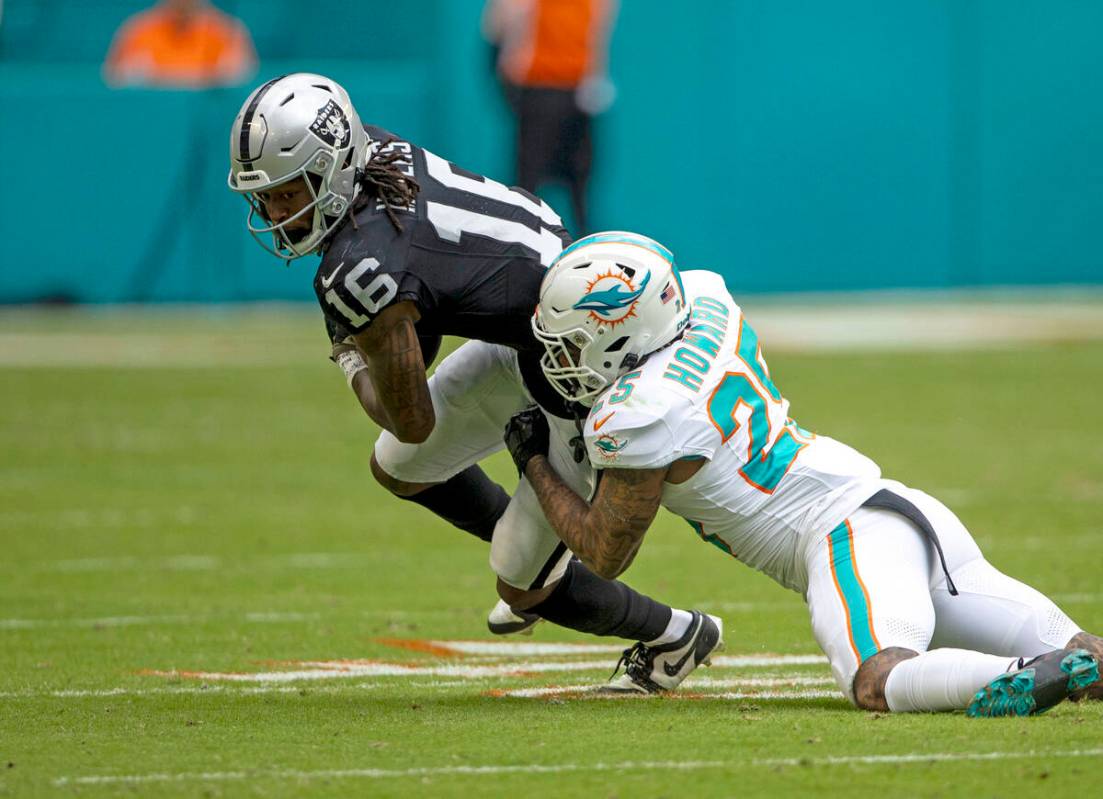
503, 231, 1103, 714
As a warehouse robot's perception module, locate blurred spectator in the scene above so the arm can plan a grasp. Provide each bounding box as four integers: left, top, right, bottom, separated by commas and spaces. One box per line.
104, 0, 256, 89
483, 0, 618, 235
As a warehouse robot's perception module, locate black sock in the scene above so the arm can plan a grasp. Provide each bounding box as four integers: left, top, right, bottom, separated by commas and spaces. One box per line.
527, 560, 672, 642
398, 465, 509, 543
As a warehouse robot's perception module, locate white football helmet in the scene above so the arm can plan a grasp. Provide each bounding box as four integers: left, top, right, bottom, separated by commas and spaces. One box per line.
533, 231, 690, 405
227, 73, 370, 260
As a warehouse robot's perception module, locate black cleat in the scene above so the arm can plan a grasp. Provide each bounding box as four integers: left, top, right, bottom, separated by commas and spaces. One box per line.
602, 611, 724, 694
967, 648, 1100, 717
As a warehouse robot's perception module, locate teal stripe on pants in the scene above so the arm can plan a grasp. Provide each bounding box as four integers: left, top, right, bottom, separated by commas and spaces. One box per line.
828, 520, 879, 662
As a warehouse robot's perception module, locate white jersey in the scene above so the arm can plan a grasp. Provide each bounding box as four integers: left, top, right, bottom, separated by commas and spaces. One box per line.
582, 271, 883, 594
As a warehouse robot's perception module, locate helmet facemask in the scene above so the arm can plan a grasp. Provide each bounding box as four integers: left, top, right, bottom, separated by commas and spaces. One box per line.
532, 312, 613, 405
227, 73, 367, 262
239, 153, 352, 260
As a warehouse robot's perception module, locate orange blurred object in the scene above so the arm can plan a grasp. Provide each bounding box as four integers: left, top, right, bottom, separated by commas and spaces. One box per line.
104, 0, 256, 89
489, 0, 616, 89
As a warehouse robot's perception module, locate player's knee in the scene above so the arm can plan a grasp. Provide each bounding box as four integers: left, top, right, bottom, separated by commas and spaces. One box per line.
369, 450, 432, 497
852, 647, 919, 712
496, 576, 556, 611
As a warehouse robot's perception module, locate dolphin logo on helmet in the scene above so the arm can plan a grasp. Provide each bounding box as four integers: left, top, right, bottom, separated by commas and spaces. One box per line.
532, 231, 690, 406
572, 271, 651, 319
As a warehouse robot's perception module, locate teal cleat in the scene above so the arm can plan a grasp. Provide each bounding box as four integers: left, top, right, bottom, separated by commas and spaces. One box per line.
967, 648, 1100, 718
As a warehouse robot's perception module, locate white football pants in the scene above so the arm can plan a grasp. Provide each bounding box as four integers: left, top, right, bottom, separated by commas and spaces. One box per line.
804, 479, 1083, 703
373, 340, 594, 590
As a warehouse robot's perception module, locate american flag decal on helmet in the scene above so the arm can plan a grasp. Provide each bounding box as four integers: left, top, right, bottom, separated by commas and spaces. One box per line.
660, 282, 676, 304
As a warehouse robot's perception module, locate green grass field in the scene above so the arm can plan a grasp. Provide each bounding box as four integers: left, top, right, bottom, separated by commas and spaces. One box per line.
2, 307, 1102, 798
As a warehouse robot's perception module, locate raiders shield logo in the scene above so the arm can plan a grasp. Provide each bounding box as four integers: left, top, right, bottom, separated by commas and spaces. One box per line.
309, 100, 351, 148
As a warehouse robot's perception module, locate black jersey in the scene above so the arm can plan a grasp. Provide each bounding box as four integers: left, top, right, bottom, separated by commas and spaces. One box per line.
314, 126, 571, 353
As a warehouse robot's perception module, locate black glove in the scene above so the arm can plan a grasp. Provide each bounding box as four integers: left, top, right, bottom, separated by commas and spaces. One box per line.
504, 406, 550, 476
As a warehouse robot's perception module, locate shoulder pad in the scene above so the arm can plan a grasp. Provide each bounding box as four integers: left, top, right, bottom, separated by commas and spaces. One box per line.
584, 406, 674, 469
584, 370, 718, 468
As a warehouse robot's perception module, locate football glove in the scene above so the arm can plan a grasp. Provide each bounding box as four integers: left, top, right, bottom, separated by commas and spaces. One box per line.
504, 406, 550, 476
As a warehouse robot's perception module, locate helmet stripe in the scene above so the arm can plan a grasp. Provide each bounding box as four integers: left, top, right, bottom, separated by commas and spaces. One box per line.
238, 74, 286, 166
557, 232, 674, 265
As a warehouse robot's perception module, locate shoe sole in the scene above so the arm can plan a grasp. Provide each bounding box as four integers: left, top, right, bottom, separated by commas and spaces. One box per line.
967, 650, 1100, 718
486, 617, 541, 636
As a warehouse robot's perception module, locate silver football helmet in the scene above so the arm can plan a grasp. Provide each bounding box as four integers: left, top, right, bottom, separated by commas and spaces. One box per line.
227, 73, 370, 260
533, 231, 691, 405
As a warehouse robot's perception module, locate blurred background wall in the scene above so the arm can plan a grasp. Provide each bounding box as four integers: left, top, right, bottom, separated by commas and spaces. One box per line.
1, 0, 1100, 303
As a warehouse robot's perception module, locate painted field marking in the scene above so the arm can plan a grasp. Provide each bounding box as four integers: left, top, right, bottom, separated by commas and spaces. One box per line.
142, 654, 827, 684
28, 552, 374, 573
755, 748, 1103, 767
0, 675, 833, 701
1050, 593, 1103, 604
491, 686, 838, 700
53, 748, 1103, 787
0, 612, 321, 630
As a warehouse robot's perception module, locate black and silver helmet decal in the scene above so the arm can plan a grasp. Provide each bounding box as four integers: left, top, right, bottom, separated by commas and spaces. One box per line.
309, 100, 351, 149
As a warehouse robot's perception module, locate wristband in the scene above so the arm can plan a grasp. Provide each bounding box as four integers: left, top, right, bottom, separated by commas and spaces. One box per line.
336, 348, 368, 387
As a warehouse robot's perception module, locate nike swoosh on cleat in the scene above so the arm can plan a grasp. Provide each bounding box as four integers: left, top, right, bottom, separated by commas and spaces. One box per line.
662, 617, 704, 678
593, 412, 616, 431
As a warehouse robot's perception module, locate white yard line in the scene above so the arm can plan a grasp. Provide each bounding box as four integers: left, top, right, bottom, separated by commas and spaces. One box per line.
0, 612, 321, 630
756, 748, 1103, 767
32, 552, 373, 573
143, 654, 827, 683
494, 685, 837, 700
0, 676, 833, 701
1050, 593, 1103, 604
0, 681, 489, 699
53, 749, 1103, 786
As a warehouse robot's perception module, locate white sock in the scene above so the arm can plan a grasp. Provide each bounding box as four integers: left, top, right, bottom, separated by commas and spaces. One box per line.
884, 648, 1013, 712
646, 608, 694, 646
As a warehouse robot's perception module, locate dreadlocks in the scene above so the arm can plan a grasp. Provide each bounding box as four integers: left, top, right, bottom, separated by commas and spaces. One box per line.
354, 138, 420, 233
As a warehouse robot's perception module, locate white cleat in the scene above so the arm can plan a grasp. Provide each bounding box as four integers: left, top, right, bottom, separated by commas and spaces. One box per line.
603, 611, 725, 694
487, 599, 542, 636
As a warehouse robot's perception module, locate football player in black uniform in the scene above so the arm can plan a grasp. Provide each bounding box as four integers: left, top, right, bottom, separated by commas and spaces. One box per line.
226, 74, 723, 692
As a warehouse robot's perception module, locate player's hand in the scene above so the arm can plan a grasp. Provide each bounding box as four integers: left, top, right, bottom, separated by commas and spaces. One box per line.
504, 406, 550, 476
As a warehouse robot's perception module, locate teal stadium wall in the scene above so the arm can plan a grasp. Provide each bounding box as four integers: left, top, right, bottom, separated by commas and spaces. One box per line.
1, 0, 1101, 303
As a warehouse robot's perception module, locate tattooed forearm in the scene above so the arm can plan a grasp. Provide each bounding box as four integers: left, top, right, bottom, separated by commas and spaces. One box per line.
370, 315, 434, 442
349, 369, 392, 429
525, 456, 664, 579
355, 302, 434, 444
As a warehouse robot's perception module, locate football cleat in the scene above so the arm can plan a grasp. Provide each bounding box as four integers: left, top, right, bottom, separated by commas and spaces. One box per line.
487, 599, 541, 636
966, 648, 1100, 718
603, 611, 724, 694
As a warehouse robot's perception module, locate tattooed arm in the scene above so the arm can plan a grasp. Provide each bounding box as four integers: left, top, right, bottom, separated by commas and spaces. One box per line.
350, 301, 435, 443
523, 455, 667, 580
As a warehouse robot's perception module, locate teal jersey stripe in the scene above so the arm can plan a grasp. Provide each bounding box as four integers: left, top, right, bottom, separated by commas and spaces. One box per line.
685, 518, 735, 557
828, 521, 879, 662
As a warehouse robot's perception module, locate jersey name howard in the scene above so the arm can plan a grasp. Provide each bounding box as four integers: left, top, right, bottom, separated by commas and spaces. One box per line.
313, 126, 572, 349
583, 270, 882, 592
